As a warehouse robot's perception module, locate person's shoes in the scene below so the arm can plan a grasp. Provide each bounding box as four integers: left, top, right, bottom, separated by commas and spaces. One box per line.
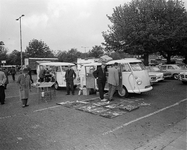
1, 103, 5, 105
66, 94, 70, 95
22, 104, 29, 108
108, 99, 114, 102
104, 93, 108, 96
101, 98, 107, 102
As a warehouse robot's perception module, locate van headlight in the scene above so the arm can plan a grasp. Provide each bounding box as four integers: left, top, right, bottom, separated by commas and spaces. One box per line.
136, 78, 142, 85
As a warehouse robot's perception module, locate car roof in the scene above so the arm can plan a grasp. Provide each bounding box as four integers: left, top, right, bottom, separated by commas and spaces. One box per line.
106, 58, 141, 65
39, 62, 75, 66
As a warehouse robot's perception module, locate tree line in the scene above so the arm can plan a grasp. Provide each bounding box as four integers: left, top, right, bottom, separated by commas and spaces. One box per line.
0, 39, 130, 65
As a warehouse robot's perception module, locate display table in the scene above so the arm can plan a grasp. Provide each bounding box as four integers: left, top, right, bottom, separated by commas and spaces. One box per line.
36, 82, 56, 102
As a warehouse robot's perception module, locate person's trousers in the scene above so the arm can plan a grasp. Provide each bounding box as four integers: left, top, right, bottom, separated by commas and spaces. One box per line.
0, 86, 5, 104
66, 80, 74, 94
12, 74, 15, 81
108, 83, 117, 101
97, 80, 106, 99
22, 99, 28, 106
29, 74, 33, 83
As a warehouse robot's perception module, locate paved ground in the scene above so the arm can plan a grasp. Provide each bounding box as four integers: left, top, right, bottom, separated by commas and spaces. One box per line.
0, 74, 186, 150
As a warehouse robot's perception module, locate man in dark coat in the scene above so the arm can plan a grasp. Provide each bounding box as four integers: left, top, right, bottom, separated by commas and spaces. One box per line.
65, 65, 76, 95
10, 66, 16, 81
0, 67, 7, 105
93, 62, 107, 101
26, 65, 33, 84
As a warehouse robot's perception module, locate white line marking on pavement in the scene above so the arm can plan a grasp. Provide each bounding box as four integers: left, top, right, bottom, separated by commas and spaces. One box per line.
0, 115, 16, 120
33, 105, 60, 112
102, 98, 187, 136
6, 93, 37, 99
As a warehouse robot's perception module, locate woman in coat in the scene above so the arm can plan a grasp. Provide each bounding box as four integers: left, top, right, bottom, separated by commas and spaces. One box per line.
17, 68, 31, 108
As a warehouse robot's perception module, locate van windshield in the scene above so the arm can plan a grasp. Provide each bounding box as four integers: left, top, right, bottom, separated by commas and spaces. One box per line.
130, 62, 145, 71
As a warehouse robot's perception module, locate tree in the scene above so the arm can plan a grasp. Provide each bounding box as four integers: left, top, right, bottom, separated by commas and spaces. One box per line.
7, 50, 23, 65
0, 42, 8, 64
57, 48, 83, 62
88, 45, 104, 58
25, 39, 54, 58
102, 0, 187, 65
0, 41, 5, 46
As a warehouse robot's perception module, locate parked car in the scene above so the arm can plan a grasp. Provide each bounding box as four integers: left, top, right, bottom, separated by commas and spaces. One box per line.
178, 71, 187, 84
147, 66, 172, 79
146, 67, 164, 83
158, 64, 187, 79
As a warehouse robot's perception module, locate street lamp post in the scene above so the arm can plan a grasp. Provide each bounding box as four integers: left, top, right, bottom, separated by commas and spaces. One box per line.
16, 14, 24, 67
81, 46, 88, 58
81, 46, 89, 53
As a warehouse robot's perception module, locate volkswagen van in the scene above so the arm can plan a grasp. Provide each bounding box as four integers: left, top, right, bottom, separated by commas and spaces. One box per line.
37, 62, 80, 90
106, 58, 152, 97
79, 58, 152, 97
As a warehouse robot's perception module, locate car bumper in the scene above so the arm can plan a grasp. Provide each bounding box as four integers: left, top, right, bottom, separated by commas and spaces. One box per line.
180, 78, 187, 82
128, 86, 153, 93
164, 75, 173, 78
151, 77, 164, 83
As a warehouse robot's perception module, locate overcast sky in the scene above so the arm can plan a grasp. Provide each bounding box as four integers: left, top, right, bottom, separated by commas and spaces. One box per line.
0, 0, 187, 54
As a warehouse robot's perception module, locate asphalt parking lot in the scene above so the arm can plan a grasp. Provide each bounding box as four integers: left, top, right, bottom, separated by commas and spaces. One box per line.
0, 74, 186, 150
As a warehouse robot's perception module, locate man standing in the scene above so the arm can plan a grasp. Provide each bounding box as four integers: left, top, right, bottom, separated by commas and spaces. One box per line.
39, 65, 46, 82
17, 68, 31, 108
10, 66, 16, 81
0, 67, 7, 105
107, 62, 119, 102
65, 65, 76, 95
93, 62, 107, 101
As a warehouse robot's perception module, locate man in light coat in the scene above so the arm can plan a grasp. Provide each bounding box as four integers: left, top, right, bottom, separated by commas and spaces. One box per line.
107, 62, 119, 101
0, 67, 7, 105
17, 68, 31, 108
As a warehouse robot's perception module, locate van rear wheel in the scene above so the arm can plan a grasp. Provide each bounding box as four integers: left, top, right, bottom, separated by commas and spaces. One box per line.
54, 82, 59, 90
118, 86, 128, 97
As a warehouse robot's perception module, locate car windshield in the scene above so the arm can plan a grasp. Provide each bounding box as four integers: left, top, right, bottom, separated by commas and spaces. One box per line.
172, 65, 181, 69
130, 62, 145, 71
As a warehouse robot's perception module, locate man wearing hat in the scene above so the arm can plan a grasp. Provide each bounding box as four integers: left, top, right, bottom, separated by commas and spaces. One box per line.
93, 62, 107, 101
0, 67, 7, 105
17, 68, 31, 108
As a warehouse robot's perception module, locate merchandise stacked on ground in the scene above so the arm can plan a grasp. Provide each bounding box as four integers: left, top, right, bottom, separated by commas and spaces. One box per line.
57, 98, 151, 119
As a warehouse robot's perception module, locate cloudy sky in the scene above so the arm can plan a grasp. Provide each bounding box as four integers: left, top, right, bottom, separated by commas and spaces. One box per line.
0, 0, 187, 54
